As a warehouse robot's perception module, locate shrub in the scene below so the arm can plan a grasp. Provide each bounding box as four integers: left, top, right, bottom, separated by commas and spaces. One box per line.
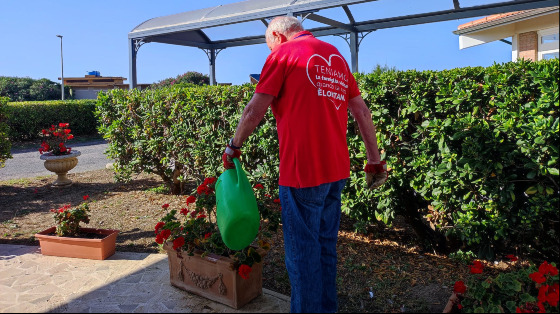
0, 96, 11, 167
6, 100, 98, 141
96, 84, 278, 195
96, 59, 559, 260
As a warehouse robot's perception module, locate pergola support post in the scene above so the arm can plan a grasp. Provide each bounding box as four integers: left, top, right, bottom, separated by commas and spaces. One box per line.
129, 39, 137, 90
209, 48, 217, 86
349, 31, 359, 73
202, 48, 223, 85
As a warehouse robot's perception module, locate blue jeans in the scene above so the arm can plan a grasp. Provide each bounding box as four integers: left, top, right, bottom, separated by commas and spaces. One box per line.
279, 179, 347, 313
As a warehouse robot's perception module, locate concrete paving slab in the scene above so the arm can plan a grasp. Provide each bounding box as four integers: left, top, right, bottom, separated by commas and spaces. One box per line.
0, 244, 289, 313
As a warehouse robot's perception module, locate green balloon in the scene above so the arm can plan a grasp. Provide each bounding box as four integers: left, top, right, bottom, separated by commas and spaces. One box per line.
216, 158, 260, 251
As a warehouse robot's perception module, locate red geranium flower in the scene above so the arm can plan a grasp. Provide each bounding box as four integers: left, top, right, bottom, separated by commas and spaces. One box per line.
180, 208, 189, 215
538, 261, 558, 276
468, 260, 485, 274
197, 214, 207, 219
162, 204, 170, 209
155, 233, 165, 244
538, 285, 549, 303
453, 280, 467, 294
273, 199, 281, 204
254, 184, 264, 190
203, 177, 217, 185
155, 222, 165, 234
160, 229, 171, 240
529, 271, 547, 284
505, 254, 518, 262
67, 134, 74, 140
197, 184, 209, 195
186, 195, 196, 205
238, 264, 252, 280
173, 236, 185, 250
83, 195, 89, 201
547, 283, 559, 307
64, 129, 71, 134
204, 232, 212, 239
538, 302, 545, 313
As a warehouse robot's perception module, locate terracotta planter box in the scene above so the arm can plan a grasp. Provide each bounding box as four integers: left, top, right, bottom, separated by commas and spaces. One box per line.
35, 227, 119, 260
164, 244, 263, 309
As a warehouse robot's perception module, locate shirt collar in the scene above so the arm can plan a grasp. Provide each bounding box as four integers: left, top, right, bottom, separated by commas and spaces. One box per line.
290, 31, 314, 41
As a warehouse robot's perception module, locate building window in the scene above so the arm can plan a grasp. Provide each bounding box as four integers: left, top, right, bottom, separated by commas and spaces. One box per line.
538, 27, 559, 61
541, 33, 559, 44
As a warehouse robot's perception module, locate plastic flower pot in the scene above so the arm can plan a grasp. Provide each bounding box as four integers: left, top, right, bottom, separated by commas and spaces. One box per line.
215, 158, 260, 250
35, 227, 119, 260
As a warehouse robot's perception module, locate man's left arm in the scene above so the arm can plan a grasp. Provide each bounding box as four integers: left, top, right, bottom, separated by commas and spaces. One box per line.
348, 95, 387, 189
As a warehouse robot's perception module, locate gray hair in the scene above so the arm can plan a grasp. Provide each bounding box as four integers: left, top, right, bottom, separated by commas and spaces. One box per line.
265, 16, 304, 41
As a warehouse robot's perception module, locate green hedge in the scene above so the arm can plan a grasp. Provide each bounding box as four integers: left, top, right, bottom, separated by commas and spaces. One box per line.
6, 100, 98, 141
0, 97, 11, 167
353, 59, 558, 258
96, 59, 559, 259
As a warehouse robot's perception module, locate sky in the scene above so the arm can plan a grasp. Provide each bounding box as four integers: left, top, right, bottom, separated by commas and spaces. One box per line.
0, 0, 514, 86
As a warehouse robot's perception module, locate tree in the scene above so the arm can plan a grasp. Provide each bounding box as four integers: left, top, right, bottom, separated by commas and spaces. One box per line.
149, 71, 210, 89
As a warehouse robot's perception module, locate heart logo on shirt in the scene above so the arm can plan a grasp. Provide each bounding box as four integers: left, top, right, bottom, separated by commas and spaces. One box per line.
306, 53, 349, 110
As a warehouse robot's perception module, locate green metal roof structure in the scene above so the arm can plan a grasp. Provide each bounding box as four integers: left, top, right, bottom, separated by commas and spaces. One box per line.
128, 0, 558, 87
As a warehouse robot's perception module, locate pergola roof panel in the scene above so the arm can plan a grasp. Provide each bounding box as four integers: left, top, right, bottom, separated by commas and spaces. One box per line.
129, 0, 374, 39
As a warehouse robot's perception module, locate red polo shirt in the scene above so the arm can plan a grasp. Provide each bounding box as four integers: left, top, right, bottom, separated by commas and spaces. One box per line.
256, 31, 361, 188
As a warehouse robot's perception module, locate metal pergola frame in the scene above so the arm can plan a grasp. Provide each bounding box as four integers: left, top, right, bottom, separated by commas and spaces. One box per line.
128, 0, 558, 87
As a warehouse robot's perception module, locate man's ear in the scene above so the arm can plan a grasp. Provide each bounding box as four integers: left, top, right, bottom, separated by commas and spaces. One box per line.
272, 31, 288, 44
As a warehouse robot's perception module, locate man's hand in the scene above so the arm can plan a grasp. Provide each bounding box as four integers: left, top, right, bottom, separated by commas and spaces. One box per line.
364, 161, 388, 189
222, 139, 242, 169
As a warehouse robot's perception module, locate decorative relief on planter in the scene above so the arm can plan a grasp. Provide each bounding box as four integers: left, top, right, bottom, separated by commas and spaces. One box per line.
179, 260, 227, 295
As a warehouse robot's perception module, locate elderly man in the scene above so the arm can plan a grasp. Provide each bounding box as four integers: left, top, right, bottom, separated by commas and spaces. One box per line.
223, 16, 387, 313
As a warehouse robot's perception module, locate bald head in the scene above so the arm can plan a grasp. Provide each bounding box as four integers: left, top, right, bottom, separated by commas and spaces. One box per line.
265, 16, 305, 51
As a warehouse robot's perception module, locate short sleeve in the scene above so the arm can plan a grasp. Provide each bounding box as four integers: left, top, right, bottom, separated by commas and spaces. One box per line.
347, 71, 361, 99
255, 51, 287, 97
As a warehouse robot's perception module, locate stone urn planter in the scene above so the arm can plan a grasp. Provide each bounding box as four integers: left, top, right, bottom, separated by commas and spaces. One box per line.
40, 150, 81, 186
35, 227, 119, 260
164, 243, 264, 309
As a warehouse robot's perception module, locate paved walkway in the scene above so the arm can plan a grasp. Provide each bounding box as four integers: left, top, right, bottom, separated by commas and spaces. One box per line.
0, 244, 290, 313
